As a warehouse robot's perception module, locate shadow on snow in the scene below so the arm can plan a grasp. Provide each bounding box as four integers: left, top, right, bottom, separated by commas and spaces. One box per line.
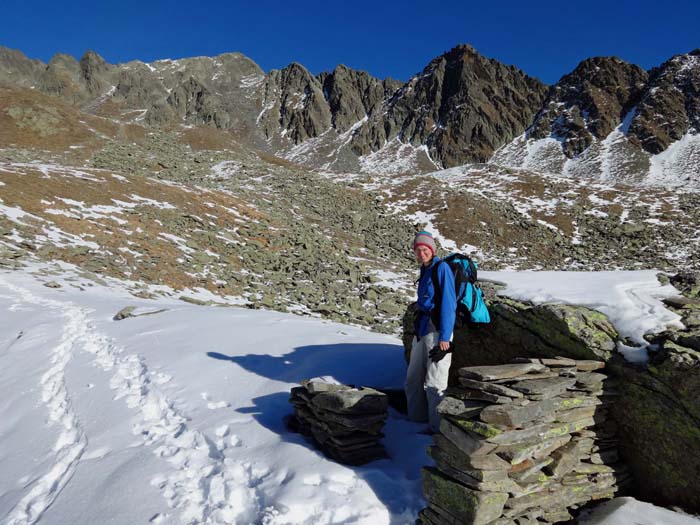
207, 343, 427, 522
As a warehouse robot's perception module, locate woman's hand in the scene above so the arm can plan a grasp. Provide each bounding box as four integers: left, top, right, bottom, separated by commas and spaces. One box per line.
429, 341, 452, 362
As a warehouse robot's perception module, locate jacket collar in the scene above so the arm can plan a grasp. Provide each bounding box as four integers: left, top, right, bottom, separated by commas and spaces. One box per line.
419, 256, 441, 275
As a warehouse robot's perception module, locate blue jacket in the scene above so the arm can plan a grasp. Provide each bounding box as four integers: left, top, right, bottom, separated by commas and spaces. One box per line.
416, 257, 457, 342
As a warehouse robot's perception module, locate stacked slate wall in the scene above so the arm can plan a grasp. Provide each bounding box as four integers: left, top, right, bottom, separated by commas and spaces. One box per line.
420, 359, 628, 525
288, 381, 388, 465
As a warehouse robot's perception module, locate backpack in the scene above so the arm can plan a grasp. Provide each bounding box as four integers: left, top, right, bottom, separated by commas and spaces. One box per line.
431, 253, 491, 328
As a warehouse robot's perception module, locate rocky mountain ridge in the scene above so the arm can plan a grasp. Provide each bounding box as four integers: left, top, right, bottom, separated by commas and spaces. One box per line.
493, 50, 700, 186
2, 44, 697, 183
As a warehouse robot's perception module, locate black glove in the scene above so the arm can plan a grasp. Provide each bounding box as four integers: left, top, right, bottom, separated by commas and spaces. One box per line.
429, 343, 452, 363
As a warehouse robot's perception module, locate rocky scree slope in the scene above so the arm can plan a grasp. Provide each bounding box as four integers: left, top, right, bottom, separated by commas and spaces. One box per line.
2, 84, 699, 273
0, 93, 417, 332
353, 164, 700, 271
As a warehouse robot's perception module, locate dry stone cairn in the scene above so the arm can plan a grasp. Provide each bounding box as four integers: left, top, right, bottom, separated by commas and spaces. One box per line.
420, 358, 627, 525
289, 381, 388, 465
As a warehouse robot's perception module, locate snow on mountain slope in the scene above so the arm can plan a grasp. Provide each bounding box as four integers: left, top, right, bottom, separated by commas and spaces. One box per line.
358, 137, 439, 176
648, 132, 700, 187
490, 129, 700, 189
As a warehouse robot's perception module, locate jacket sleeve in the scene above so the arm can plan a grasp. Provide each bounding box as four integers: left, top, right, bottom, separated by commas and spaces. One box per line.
436, 262, 456, 342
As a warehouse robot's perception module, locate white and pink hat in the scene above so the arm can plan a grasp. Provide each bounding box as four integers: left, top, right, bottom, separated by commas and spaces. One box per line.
412, 231, 436, 256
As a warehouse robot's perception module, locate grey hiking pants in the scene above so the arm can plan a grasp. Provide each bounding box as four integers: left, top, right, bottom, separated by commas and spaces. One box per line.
405, 331, 452, 432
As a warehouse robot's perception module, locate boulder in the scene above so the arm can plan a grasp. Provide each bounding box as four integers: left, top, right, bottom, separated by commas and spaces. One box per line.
609, 345, 700, 512
670, 272, 700, 298
113, 306, 136, 320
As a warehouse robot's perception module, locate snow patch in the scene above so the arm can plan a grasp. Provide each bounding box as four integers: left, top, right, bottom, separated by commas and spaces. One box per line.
648, 132, 700, 187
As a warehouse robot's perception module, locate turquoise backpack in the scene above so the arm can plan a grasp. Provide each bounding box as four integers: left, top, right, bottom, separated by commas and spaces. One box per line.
431, 253, 491, 327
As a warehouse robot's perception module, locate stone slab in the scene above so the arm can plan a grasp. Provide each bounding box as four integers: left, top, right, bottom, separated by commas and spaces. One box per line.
543, 357, 577, 367
509, 377, 577, 399
458, 378, 524, 398
574, 360, 606, 371
302, 380, 350, 394
546, 441, 582, 478
440, 418, 498, 457
310, 387, 387, 415
448, 417, 505, 439
555, 406, 597, 423
444, 386, 514, 404
574, 372, 607, 387
487, 417, 594, 446
495, 434, 571, 465
492, 371, 560, 383
430, 451, 518, 492
422, 467, 509, 525
509, 457, 553, 484
433, 434, 511, 471
480, 399, 558, 428
437, 396, 489, 419
458, 363, 546, 381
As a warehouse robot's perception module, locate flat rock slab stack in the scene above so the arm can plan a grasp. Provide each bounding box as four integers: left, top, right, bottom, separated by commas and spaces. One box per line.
420, 358, 628, 525
288, 380, 389, 465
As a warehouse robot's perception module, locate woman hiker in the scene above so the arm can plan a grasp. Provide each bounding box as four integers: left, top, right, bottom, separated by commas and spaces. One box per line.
405, 231, 456, 433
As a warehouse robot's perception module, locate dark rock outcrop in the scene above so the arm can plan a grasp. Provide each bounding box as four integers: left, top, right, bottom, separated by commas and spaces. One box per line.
609, 342, 700, 512
351, 44, 549, 167
37, 53, 86, 103
0, 47, 44, 87
164, 76, 224, 126
606, 272, 700, 512
529, 57, 648, 156
260, 62, 332, 143
113, 63, 169, 109
628, 49, 700, 154
79, 50, 114, 95
317, 64, 400, 132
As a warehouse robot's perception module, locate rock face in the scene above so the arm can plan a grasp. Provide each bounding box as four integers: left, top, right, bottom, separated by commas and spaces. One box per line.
609, 272, 700, 512
259, 63, 333, 143
492, 49, 700, 184
318, 65, 400, 133
288, 381, 389, 465
529, 57, 648, 157
350, 44, 548, 167
0, 47, 44, 88
420, 359, 626, 525
628, 50, 700, 154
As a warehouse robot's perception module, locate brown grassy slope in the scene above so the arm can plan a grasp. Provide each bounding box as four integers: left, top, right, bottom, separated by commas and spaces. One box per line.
0, 162, 275, 296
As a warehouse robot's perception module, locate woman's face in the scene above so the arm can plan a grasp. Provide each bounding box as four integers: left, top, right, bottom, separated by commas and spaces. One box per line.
414, 245, 433, 266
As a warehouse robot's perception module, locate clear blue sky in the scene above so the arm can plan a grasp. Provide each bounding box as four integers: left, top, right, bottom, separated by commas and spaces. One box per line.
3, 0, 699, 84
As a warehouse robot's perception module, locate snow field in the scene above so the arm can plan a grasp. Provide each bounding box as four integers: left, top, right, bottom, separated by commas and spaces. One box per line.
0, 269, 424, 524
1, 267, 698, 524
